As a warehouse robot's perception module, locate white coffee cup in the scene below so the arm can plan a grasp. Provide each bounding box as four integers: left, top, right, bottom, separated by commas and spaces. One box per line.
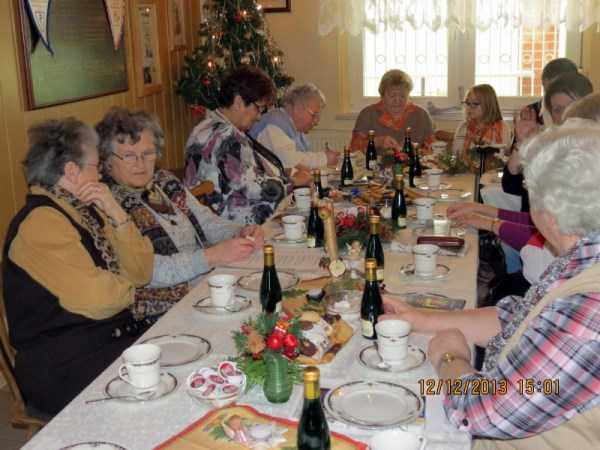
425, 168, 443, 189
118, 344, 161, 390
414, 197, 435, 222
282, 215, 305, 240
412, 244, 440, 276
321, 169, 329, 188
370, 429, 426, 450
431, 140, 447, 156
433, 214, 450, 236
292, 187, 311, 211
208, 274, 236, 307
375, 319, 411, 364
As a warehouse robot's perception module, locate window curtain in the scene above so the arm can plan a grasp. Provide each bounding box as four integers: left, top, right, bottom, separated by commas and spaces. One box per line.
318, 0, 600, 36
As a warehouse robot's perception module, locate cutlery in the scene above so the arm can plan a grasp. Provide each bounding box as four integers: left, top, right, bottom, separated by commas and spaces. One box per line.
85, 390, 155, 403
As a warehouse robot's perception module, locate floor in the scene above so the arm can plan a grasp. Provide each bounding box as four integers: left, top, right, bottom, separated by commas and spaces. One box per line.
0, 385, 29, 450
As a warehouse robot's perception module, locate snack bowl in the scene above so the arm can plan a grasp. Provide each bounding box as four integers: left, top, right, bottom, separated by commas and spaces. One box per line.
186, 362, 246, 407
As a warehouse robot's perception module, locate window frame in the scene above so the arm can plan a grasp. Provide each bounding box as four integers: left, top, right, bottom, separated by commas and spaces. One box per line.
343, 21, 582, 118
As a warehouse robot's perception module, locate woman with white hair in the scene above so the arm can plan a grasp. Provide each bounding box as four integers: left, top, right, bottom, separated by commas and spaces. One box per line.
249, 83, 339, 171
382, 123, 600, 449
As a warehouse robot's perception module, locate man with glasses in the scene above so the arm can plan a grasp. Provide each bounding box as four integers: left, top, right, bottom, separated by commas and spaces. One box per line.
250, 83, 339, 175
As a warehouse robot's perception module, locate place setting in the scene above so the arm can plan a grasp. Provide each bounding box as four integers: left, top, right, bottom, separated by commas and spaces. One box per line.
86, 344, 178, 404
271, 214, 308, 246
399, 243, 451, 281
193, 274, 253, 315
359, 320, 427, 374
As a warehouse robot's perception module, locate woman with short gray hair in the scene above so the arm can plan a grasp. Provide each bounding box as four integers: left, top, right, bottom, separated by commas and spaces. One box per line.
3, 117, 154, 415
382, 122, 600, 449
250, 82, 339, 171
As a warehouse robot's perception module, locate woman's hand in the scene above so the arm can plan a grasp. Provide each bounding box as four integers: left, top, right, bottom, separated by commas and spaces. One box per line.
447, 202, 497, 221
326, 148, 340, 167
204, 237, 256, 267
239, 225, 264, 249
380, 296, 429, 332
452, 212, 495, 232
515, 107, 540, 143
291, 168, 312, 187
427, 329, 471, 372
374, 135, 402, 151
76, 182, 128, 225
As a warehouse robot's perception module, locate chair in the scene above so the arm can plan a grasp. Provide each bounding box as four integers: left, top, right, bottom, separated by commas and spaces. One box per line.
170, 167, 214, 205
0, 265, 47, 439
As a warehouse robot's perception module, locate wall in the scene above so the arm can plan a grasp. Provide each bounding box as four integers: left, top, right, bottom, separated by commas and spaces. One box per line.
0, 0, 202, 249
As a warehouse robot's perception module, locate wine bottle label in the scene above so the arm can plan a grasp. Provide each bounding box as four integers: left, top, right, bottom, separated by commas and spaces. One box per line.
370, 161, 379, 173
361, 319, 375, 338
306, 236, 316, 248
376, 268, 384, 281
397, 217, 407, 228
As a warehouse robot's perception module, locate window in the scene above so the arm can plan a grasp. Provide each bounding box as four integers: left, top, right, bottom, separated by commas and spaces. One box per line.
347, 0, 580, 114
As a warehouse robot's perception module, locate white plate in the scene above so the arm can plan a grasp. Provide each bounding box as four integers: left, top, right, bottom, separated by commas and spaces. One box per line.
272, 232, 308, 245
104, 372, 178, 403
140, 334, 211, 367
193, 295, 252, 315
358, 344, 426, 373
58, 443, 127, 450
237, 271, 298, 292
399, 263, 450, 280
324, 380, 422, 429
415, 181, 452, 190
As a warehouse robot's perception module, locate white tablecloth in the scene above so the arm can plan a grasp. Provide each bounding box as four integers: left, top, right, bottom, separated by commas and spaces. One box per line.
23, 174, 477, 450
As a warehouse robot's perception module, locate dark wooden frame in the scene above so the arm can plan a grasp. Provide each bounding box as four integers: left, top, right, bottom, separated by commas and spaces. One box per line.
261, 0, 291, 13
15, 0, 129, 110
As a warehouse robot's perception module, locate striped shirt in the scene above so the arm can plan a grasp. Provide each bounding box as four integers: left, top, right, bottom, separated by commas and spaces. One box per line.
444, 233, 600, 439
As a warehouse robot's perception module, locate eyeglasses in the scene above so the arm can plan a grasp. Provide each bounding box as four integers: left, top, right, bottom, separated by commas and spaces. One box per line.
462, 101, 481, 108
112, 150, 158, 165
252, 102, 269, 115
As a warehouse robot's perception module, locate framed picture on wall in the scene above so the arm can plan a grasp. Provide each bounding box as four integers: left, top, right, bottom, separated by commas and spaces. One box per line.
259, 0, 291, 13
168, 0, 187, 51
131, 0, 166, 97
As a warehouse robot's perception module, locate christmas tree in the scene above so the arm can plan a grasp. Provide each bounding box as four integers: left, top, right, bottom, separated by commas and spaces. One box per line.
176, 0, 294, 110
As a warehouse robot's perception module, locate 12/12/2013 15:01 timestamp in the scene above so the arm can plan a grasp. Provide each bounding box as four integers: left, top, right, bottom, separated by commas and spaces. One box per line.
419, 378, 560, 396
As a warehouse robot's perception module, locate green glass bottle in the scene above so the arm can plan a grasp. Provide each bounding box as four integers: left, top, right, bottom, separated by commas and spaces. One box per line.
340, 146, 354, 187
313, 169, 325, 199
360, 258, 383, 339
365, 214, 384, 282
297, 366, 331, 450
306, 195, 324, 248
391, 174, 407, 230
365, 130, 378, 177
260, 245, 282, 313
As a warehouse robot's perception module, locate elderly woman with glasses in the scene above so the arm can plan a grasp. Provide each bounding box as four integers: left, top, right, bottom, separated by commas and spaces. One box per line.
350, 69, 434, 154
452, 84, 513, 173
249, 83, 339, 171
184, 65, 294, 225
383, 123, 600, 449
97, 108, 263, 321
2, 118, 154, 415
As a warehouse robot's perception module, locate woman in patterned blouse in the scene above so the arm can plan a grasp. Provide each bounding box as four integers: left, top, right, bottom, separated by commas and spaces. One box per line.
184, 66, 293, 225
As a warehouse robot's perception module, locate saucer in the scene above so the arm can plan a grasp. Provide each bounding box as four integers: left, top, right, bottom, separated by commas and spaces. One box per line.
272, 232, 308, 245
237, 271, 298, 291
415, 181, 451, 190
399, 263, 450, 280
104, 372, 178, 403
193, 295, 252, 314
359, 344, 426, 373
140, 334, 211, 367
58, 443, 127, 450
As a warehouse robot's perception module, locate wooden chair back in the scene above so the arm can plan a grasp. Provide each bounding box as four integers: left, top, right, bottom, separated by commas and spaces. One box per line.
0, 264, 47, 439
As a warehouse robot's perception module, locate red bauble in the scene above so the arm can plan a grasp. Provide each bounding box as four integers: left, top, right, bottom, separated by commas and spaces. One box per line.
283, 347, 298, 359
233, 12, 242, 22
282, 333, 298, 349
202, 78, 211, 86
266, 334, 283, 351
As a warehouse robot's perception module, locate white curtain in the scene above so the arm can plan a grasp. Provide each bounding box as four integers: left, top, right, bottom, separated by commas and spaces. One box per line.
318, 0, 600, 36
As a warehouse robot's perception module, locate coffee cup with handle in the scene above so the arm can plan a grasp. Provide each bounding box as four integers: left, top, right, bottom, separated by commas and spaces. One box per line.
208, 274, 236, 308
118, 344, 161, 390
282, 215, 306, 240
292, 187, 311, 211
375, 319, 411, 365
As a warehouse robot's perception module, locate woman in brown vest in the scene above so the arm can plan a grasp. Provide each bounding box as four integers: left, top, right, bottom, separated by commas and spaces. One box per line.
382, 122, 600, 449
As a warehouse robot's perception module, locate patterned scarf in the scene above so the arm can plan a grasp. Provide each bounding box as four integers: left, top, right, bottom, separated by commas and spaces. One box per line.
483, 232, 600, 371
108, 170, 208, 319
43, 183, 120, 274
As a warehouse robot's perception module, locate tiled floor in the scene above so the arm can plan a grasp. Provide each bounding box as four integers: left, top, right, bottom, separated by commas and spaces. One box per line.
0, 386, 29, 450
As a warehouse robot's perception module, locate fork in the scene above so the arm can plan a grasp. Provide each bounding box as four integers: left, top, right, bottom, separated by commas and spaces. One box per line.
85, 390, 155, 403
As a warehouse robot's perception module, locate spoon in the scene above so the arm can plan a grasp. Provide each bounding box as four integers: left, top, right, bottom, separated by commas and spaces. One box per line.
85, 390, 156, 403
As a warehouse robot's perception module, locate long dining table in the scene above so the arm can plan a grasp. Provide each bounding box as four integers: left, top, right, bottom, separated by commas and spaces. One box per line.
23, 173, 478, 450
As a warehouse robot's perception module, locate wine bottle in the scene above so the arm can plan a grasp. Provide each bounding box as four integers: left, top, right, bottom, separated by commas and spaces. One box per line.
414, 143, 423, 177
312, 169, 325, 199
365, 130, 378, 177
297, 366, 331, 450
340, 146, 353, 187
365, 214, 385, 282
306, 195, 324, 248
405, 128, 416, 188
361, 258, 383, 340
392, 174, 407, 230
260, 245, 282, 313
